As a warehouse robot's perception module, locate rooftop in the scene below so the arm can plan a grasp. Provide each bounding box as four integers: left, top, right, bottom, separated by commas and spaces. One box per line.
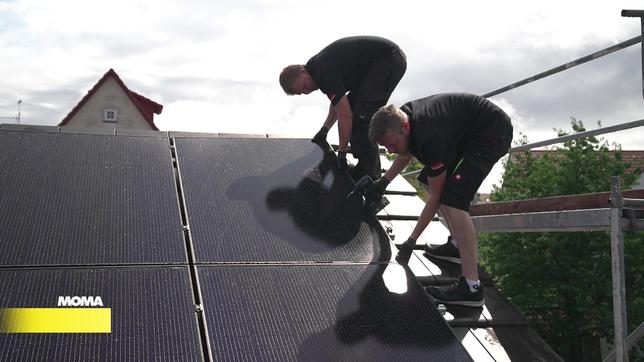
0, 125, 499, 361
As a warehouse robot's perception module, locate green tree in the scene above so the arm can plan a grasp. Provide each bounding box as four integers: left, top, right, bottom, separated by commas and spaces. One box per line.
479, 119, 644, 361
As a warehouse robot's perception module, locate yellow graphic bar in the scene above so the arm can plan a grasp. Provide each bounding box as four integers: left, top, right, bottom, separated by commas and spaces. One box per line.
0, 308, 111, 333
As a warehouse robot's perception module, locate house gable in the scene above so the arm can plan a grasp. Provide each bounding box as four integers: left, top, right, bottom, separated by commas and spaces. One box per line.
59, 69, 162, 130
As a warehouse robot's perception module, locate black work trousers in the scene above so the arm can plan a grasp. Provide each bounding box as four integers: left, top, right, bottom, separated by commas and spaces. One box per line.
347, 48, 407, 180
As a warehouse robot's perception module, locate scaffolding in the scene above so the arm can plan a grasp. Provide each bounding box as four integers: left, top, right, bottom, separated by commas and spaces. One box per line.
469, 180, 644, 362
480, 11, 644, 361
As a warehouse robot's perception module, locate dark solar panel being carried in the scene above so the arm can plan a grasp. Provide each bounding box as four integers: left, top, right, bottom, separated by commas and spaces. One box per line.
175, 137, 389, 263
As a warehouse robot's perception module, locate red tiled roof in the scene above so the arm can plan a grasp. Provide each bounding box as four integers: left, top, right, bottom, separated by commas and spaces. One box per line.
59, 69, 162, 130
621, 150, 644, 173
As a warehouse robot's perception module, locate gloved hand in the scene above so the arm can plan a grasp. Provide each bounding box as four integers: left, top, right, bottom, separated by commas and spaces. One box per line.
395, 237, 416, 265
311, 126, 329, 144
336, 151, 347, 170
365, 177, 390, 201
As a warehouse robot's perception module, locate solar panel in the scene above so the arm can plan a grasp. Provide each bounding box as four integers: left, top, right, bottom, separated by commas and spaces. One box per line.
199, 264, 472, 361
0, 266, 202, 361
0, 129, 472, 360
0, 131, 187, 266
175, 138, 390, 263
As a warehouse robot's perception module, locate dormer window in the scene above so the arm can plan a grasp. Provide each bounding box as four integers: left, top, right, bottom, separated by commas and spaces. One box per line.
103, 109, 118, 122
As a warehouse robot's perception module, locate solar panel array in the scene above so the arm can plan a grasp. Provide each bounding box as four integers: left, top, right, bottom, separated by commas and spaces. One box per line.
0, 128, 472, 361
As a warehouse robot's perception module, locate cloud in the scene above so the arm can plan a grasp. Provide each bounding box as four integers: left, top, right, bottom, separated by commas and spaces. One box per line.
1, 0, 643, 189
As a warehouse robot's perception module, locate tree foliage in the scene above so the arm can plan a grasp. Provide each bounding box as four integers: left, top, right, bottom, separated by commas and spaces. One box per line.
479, 119, 643, 361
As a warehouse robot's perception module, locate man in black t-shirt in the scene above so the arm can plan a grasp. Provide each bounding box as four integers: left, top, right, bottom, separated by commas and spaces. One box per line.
279, 36, 407, 180
366, 93, 513, 307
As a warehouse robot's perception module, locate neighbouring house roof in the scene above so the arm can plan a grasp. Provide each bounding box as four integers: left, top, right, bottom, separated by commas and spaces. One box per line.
59, 68, 162, 130
620, 150, 644, 175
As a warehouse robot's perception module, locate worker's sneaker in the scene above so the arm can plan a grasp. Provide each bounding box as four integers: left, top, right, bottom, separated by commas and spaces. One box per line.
425, 237, 461, 264
426, 277, 485, 307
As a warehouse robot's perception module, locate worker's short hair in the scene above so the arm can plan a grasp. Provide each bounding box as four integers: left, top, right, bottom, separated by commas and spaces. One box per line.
279, 65, 305, 95
369, 104, 406, 143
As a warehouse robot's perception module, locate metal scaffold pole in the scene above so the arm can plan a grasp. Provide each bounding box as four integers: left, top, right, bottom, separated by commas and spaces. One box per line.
622, 10, 644, 100
609, 176, 628, 362
481, 35, 641, 99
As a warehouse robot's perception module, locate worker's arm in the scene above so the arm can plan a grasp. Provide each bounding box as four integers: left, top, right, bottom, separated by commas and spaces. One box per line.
365, 154, 413, 207
396, 171, 447, 264
396, 170, 446, 264
410, 171, 446, 240
322, 103, 337, 129
312, 104, 337, 144
382, 154, 413, 182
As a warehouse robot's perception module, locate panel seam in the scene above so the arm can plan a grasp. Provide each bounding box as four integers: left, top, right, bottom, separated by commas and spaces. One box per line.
169, 137, 213, 362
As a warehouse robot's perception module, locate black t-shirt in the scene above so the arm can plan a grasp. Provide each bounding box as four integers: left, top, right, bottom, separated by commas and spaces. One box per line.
402, 93, 511, 177
305, 36, 400, 105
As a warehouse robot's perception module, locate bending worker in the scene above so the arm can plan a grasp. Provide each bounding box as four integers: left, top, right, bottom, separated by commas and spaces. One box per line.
366, 93, 513, 307
279, 36, 406, 180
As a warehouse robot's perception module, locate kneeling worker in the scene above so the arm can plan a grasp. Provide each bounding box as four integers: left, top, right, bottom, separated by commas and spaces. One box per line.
366, 93, 513, 307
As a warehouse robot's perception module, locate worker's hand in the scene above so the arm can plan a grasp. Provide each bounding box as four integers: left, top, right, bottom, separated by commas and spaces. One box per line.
311, 126, 329, 144
395, 237, 416, 265
336, 151, 347, 170
365, 177, 390, 201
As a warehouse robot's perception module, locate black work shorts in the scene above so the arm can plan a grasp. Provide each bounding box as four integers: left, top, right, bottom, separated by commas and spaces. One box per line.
417, 119, 513, 212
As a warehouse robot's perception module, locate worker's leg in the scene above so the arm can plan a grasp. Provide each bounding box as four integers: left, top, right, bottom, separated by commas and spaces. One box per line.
425, 129, 512, 306
348, 50, 407, 180
415, 169, 461, 262
348, 123, 380, 180
424, 159, 486, 307
351, 47, 406, 124
439, 206, 478, 280
421, 173, 479, 283
424, 170, 456, 235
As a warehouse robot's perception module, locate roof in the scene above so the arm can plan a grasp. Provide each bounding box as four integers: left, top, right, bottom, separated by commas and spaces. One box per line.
59, 69, 162, 130
0, 125, 475, 361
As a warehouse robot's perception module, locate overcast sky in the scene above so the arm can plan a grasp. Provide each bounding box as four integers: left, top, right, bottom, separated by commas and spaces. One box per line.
0, 0, 642, 192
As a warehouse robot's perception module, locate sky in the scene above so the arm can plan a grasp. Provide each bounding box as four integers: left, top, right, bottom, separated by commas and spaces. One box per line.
0, 0, 642, 192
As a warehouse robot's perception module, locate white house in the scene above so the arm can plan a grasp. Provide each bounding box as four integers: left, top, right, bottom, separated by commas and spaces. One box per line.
59, 69, 162, 130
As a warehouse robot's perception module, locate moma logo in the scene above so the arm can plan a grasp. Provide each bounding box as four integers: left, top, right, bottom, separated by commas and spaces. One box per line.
57, 296, 104, 307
